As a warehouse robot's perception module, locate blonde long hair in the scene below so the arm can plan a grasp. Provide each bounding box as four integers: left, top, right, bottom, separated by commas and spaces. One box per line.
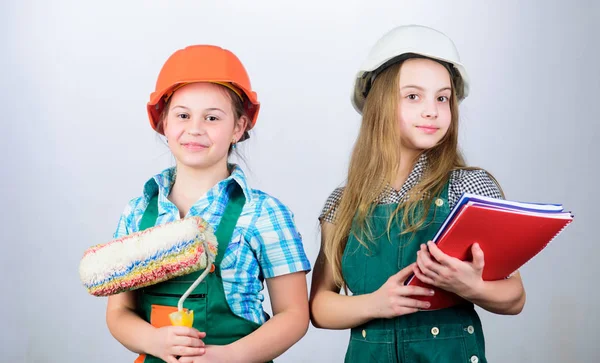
324, 60, 502, 288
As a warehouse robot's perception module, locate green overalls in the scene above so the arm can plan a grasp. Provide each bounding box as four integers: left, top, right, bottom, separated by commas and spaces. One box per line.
134, 186, 270, 363
341, 182, 487, 363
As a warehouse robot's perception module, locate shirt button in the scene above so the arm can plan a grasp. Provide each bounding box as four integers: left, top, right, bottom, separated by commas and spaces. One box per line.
362, 329, 367, 338
435, 198, 444, 207
471, 355, 479, 363
431, 327, 439, 336
467, 325, 475, 334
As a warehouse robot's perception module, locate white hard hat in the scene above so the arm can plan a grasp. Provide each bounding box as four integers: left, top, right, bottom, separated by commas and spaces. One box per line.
352, 24, 470, 114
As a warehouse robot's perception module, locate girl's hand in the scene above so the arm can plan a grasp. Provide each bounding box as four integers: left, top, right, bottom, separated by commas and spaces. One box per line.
368, 263, 435, 318
147, 326, 206, 363
178, 344, 236, 363
414, 241, 485, 298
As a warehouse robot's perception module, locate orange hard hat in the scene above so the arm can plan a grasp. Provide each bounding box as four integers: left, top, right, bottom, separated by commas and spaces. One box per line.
147, 45, 260, 134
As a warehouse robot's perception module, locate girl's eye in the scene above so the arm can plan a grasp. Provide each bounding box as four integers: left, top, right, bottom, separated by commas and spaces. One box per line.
205, 115, 219, 121
177, 113, 190, 120
407, 94, 419, 100
438, 96, 450, 102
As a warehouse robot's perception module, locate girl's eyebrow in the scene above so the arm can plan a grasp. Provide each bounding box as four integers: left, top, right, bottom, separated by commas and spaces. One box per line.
205, 107, 226, 113
170, 105, 190, 111
170, 105, 226, 113
401, 85, 452, 92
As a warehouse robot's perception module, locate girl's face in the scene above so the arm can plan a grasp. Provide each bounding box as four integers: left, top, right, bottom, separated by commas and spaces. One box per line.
163, 82, 246, 170
397, 58, 453, 154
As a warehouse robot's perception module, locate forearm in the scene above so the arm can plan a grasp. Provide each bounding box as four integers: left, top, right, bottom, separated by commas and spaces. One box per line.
462, 276, 526, 315
106, 306, 155, 355
310, 290, 375, 330
226, 308, 308, 362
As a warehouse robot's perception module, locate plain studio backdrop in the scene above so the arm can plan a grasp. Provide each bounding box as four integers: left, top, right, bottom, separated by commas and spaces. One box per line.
1, 0, 598, 362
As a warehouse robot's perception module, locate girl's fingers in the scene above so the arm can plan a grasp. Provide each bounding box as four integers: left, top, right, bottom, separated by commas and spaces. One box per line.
395, 262, 418, 283
417, 249, 441, 277
172, 327, 204, 339
400, 285, 435, 297
399, 297, 431, 310
173, 335, 205, 348
171, 346, 205, 357
414, 265, 436, 286
471, 243, 485, 270
426, 242, 451, 266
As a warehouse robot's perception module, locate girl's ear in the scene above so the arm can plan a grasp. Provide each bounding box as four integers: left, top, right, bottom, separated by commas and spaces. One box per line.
233, 115, 249, 142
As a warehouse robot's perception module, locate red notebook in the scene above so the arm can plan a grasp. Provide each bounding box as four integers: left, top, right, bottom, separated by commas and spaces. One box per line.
406, 197, 574, 310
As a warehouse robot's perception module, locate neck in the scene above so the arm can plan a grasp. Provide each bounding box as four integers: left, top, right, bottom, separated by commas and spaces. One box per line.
391, 147, 421, 190
170, 160, 230, 205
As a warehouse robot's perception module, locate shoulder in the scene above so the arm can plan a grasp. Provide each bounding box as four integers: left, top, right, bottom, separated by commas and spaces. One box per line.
113, 195, 148, 238
319, 186, 345, 224
241, 189, 310, 276
323, 186, 345, 211
113, 169, 170, 237
229, 165, 295, 218
243, 189, 305, 254
123, 195, 147, 214
450, 168, 504, 200
325, 187, 345, 205
246, 188, 298, 227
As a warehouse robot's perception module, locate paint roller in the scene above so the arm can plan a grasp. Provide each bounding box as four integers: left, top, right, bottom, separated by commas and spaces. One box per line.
79, 216, 217, 326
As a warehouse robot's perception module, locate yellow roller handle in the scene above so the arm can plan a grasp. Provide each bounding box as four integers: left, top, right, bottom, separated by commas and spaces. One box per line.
169, 309, 194, 327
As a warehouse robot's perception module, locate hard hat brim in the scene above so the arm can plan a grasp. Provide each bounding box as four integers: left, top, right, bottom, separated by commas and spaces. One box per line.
351, 52, 470, 114
147, 80, 260, 134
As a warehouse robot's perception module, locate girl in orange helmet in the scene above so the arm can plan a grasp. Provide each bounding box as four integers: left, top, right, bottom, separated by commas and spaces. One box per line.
106, 45, 311, 363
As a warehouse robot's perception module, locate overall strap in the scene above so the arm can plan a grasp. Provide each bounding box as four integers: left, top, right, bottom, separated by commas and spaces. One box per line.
139, 194, 159, 231
213, 185, 245, 274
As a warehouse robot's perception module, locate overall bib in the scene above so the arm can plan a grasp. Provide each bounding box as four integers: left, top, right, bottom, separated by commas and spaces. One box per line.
341, 183, 487, 363
134, 186, 270, 363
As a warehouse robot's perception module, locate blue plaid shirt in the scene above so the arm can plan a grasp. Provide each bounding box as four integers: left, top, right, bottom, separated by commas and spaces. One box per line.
113, 165, 311, 325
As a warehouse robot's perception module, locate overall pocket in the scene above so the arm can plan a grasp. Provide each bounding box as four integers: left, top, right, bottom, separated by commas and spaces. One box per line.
345, 327, 396, 363
145, 292, 208, 330
140, 276, 209, 329
401, 323, 484, 363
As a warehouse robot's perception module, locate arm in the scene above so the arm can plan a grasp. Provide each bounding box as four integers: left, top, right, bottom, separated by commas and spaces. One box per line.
106, 292, 159, 355
466, 271, 526, 315
415, 241, 526, 315
219, 272, 310, 362
309, 222, 433, 330
220, 198, 310, 361
309, 222, 379, 329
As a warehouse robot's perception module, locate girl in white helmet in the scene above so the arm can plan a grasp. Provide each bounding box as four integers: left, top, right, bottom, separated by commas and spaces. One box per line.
309, 25, 525, 363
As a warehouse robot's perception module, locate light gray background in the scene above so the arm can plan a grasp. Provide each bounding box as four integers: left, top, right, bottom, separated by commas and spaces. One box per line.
2, 0, 598, 362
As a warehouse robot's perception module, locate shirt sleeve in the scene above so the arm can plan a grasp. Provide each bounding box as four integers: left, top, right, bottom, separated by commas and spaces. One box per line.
112, 198, 141, 239
249, 196, 311, 278
451, 169, 504, 205
318, 187, 345, 224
